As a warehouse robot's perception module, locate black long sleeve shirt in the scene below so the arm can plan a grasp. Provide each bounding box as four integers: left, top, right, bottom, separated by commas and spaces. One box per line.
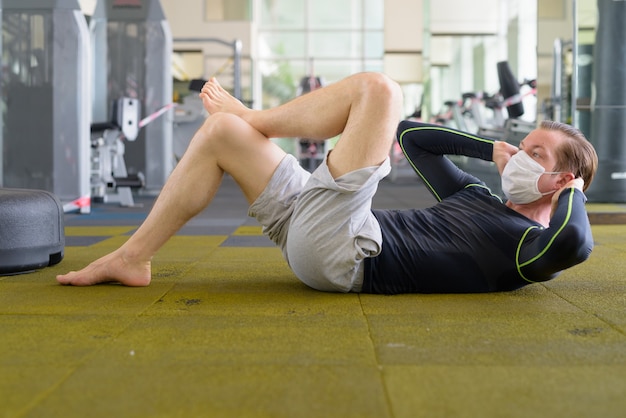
362, 121, 593, 294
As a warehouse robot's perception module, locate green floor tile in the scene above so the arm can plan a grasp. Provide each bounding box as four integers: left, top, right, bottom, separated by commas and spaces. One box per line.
383, 365, 626, 418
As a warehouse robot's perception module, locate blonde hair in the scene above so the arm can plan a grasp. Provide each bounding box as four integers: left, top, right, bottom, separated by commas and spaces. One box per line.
540, 120, 598, 191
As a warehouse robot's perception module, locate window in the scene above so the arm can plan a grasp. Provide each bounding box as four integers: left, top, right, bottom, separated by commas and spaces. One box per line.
258, 0, 384, 107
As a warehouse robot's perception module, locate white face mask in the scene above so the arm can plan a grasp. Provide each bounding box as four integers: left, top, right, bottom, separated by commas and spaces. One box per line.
501, 151, 562, 204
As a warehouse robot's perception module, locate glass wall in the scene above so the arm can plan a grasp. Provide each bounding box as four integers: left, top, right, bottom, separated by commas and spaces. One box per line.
573, 0, 596, 136
257, 0, 384, 108
423, 0, 537, 131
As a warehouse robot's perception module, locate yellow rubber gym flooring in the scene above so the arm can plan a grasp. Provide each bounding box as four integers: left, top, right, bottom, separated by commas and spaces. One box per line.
1, 176, 625, 418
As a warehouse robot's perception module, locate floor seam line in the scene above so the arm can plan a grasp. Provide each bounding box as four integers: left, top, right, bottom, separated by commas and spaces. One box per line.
358, 294, 395, 418
542, 283, 626, 336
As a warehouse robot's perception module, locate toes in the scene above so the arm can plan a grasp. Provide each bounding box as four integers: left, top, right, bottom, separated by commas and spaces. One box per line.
56, 272, 72, 284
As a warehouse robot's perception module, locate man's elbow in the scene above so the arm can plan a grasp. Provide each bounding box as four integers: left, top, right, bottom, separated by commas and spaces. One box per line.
571, 230, 594, 265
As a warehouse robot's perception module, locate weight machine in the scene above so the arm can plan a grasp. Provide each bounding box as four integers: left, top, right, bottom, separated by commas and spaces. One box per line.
431, 61, 537, 197
90, 98, 144, 207
0, 0, 91, 212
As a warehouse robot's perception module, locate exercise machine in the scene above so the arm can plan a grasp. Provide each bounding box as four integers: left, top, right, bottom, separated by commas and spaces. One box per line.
91, 0, 173, 193
433, 61, 537, 197
0, 0, 91, 213
90, 98, 144, 207
295, 72, 329, 172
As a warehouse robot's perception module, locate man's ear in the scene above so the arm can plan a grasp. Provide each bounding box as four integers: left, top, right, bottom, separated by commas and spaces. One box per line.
556, 172, 576, 188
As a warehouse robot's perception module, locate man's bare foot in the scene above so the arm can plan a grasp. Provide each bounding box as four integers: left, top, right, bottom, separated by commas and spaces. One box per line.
56, 249, 152, 287
199, 77, 250, 117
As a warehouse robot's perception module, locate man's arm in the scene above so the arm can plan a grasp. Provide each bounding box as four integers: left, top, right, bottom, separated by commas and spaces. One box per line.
396, 120, 497, 201
492, 139, 519, 175
551, 178, 585, 218
518, 184, 593, 282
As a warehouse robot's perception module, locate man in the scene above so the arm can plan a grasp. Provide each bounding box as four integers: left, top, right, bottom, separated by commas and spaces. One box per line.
57, 72, 598, 294
365, 120, 596, 293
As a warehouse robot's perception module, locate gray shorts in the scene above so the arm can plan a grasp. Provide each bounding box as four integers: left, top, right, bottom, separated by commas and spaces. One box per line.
248, 153, 390, 292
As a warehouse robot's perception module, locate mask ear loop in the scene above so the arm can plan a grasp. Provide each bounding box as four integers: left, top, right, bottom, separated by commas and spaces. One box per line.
539, 171, 571, 196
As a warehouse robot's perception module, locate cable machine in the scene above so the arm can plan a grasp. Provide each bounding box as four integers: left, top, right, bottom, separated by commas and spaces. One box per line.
90, 0, 173, 194
0, 0, 91, 212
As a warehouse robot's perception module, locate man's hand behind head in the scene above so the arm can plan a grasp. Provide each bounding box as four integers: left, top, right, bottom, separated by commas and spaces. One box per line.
492, 140, 519, 175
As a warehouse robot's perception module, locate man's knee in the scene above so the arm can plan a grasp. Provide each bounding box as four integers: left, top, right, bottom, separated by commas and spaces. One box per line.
200, 112, 243, 137
352, 72, 403, 108
196, 113, 249, 151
